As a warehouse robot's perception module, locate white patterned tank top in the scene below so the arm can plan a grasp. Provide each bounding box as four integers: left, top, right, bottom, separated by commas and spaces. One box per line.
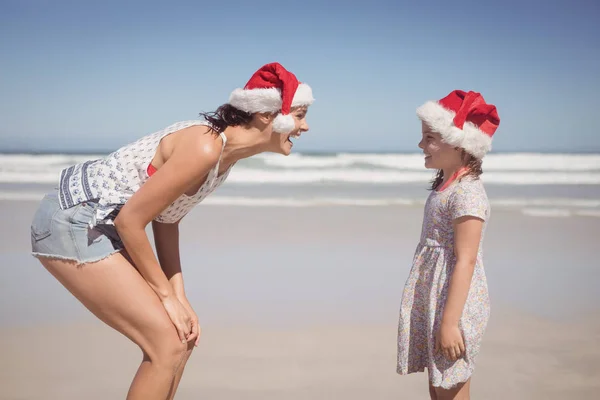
57, 120, 232, 225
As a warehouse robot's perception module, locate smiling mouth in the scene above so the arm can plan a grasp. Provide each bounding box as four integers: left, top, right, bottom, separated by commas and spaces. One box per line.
287, 132, 301, 146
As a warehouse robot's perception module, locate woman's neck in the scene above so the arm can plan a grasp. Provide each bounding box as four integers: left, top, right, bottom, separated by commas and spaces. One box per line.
220, 125, 269, 165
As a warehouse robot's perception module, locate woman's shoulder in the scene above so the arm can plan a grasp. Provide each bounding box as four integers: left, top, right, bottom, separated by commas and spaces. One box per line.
167, 123, 224, 163
140, 120, 214, 141
111, 120, 210, 152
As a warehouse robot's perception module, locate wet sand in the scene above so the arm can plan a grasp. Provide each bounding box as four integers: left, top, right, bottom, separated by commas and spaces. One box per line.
1, 200, 599, 399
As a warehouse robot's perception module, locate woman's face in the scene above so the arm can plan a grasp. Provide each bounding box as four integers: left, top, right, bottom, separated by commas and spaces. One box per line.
418, 121, 462, 170
271, 107, 310, 155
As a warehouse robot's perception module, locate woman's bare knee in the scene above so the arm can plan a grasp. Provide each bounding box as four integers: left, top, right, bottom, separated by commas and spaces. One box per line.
175, 341, 195, 372
183, 340, 195, 361
142, 327, 188, 372
38, 255, 189, 371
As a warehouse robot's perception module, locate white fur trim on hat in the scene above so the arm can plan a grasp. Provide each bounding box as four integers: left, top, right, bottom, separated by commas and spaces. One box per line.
272, 114, 295, 134
229, 83, 314, 113
292, 84, 314, 108
416, 101, 492, 159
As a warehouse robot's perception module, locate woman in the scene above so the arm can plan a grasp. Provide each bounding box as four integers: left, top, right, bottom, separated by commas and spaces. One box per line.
30, 62, 314, 399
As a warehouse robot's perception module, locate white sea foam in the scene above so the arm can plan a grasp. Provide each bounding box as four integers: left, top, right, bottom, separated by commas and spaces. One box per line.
257, 153, 600, 171
226, 169, 432, 184
200, 196, 419, 207
518, 207, 600, 218
0, 192, 48, 201
521, 208, 573, 218
574, 209, 600, 218
493, 198, 600, 208
224, 169, 600, 185
1, 152, 600, 185
2, 190, 599, 219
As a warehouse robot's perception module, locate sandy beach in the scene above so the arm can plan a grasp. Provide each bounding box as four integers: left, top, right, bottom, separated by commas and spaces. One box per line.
1, 199, 599, 399
2, 0, 599, 397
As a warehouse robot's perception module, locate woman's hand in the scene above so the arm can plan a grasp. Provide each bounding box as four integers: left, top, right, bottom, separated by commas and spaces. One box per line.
177, 294, 201, 346
435, 322, 465, 361
161, 295, 193, 344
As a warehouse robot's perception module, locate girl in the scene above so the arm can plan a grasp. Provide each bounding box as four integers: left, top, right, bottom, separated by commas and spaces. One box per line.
30, 62, 314, 400
397, 90, 500, 399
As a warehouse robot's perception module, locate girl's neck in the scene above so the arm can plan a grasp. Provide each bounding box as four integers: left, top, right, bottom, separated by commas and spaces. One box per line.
438, 165, 470, 192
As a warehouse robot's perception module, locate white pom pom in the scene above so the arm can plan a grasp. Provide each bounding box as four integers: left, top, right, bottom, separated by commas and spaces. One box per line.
272, 114, 295, 134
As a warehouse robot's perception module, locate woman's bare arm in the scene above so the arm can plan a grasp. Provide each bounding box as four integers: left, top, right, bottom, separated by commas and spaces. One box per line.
114, 127, 221, 300
152, 220, 185, 296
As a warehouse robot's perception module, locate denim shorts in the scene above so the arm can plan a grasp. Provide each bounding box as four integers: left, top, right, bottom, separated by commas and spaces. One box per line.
30, 189, 124, 264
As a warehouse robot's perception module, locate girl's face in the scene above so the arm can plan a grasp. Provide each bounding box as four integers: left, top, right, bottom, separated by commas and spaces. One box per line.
271, 106, 310, 156
418, 121, 462, 170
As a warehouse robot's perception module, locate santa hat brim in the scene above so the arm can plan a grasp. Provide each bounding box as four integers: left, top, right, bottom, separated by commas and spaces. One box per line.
416, 101, 492, 159
228, 83, 314, 114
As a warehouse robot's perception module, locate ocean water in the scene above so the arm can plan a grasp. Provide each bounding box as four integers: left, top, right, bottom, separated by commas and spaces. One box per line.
1, 152, 599, 217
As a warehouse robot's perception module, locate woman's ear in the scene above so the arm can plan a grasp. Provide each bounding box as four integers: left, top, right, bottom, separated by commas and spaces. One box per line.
256, 112, 275, 124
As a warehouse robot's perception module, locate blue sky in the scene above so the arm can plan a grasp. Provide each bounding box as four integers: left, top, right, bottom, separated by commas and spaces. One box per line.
1, 0, 599, 153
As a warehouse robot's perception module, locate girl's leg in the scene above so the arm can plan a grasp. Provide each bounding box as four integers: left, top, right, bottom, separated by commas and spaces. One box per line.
429, 383, 438, 400
38, 253, 193, 400
434, 379, 471, 400
427, 369, 438, 400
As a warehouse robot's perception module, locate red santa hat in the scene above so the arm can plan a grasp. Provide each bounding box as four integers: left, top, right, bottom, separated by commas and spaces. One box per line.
416, 90, 500, 159
228, 62, 314, 134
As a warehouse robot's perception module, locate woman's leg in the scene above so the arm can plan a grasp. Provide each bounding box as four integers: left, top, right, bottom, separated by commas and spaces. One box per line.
39, 253, 193, 400
434, 379, 471, 400
166, 342, 194, 400
118, 249, 196, 400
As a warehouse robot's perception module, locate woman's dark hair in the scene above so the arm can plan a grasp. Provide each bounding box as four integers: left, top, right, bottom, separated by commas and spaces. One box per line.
199, 104, 253, 133
430, 150, 483, 190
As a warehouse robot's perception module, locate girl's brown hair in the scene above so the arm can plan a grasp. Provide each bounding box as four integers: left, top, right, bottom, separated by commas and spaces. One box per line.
430, 150, 483, 190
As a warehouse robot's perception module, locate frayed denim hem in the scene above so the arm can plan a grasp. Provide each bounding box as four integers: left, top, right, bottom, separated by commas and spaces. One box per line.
31, 249, 122, 266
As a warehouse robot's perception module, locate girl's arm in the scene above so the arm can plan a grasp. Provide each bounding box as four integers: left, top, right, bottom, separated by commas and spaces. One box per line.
437, 215, 484, 361
443, 216, 483, 325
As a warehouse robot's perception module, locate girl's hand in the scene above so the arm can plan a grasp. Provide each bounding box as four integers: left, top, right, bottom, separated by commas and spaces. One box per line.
177, 294, 201, 347
435, 322, 465, 361
161, 295, 192, 344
